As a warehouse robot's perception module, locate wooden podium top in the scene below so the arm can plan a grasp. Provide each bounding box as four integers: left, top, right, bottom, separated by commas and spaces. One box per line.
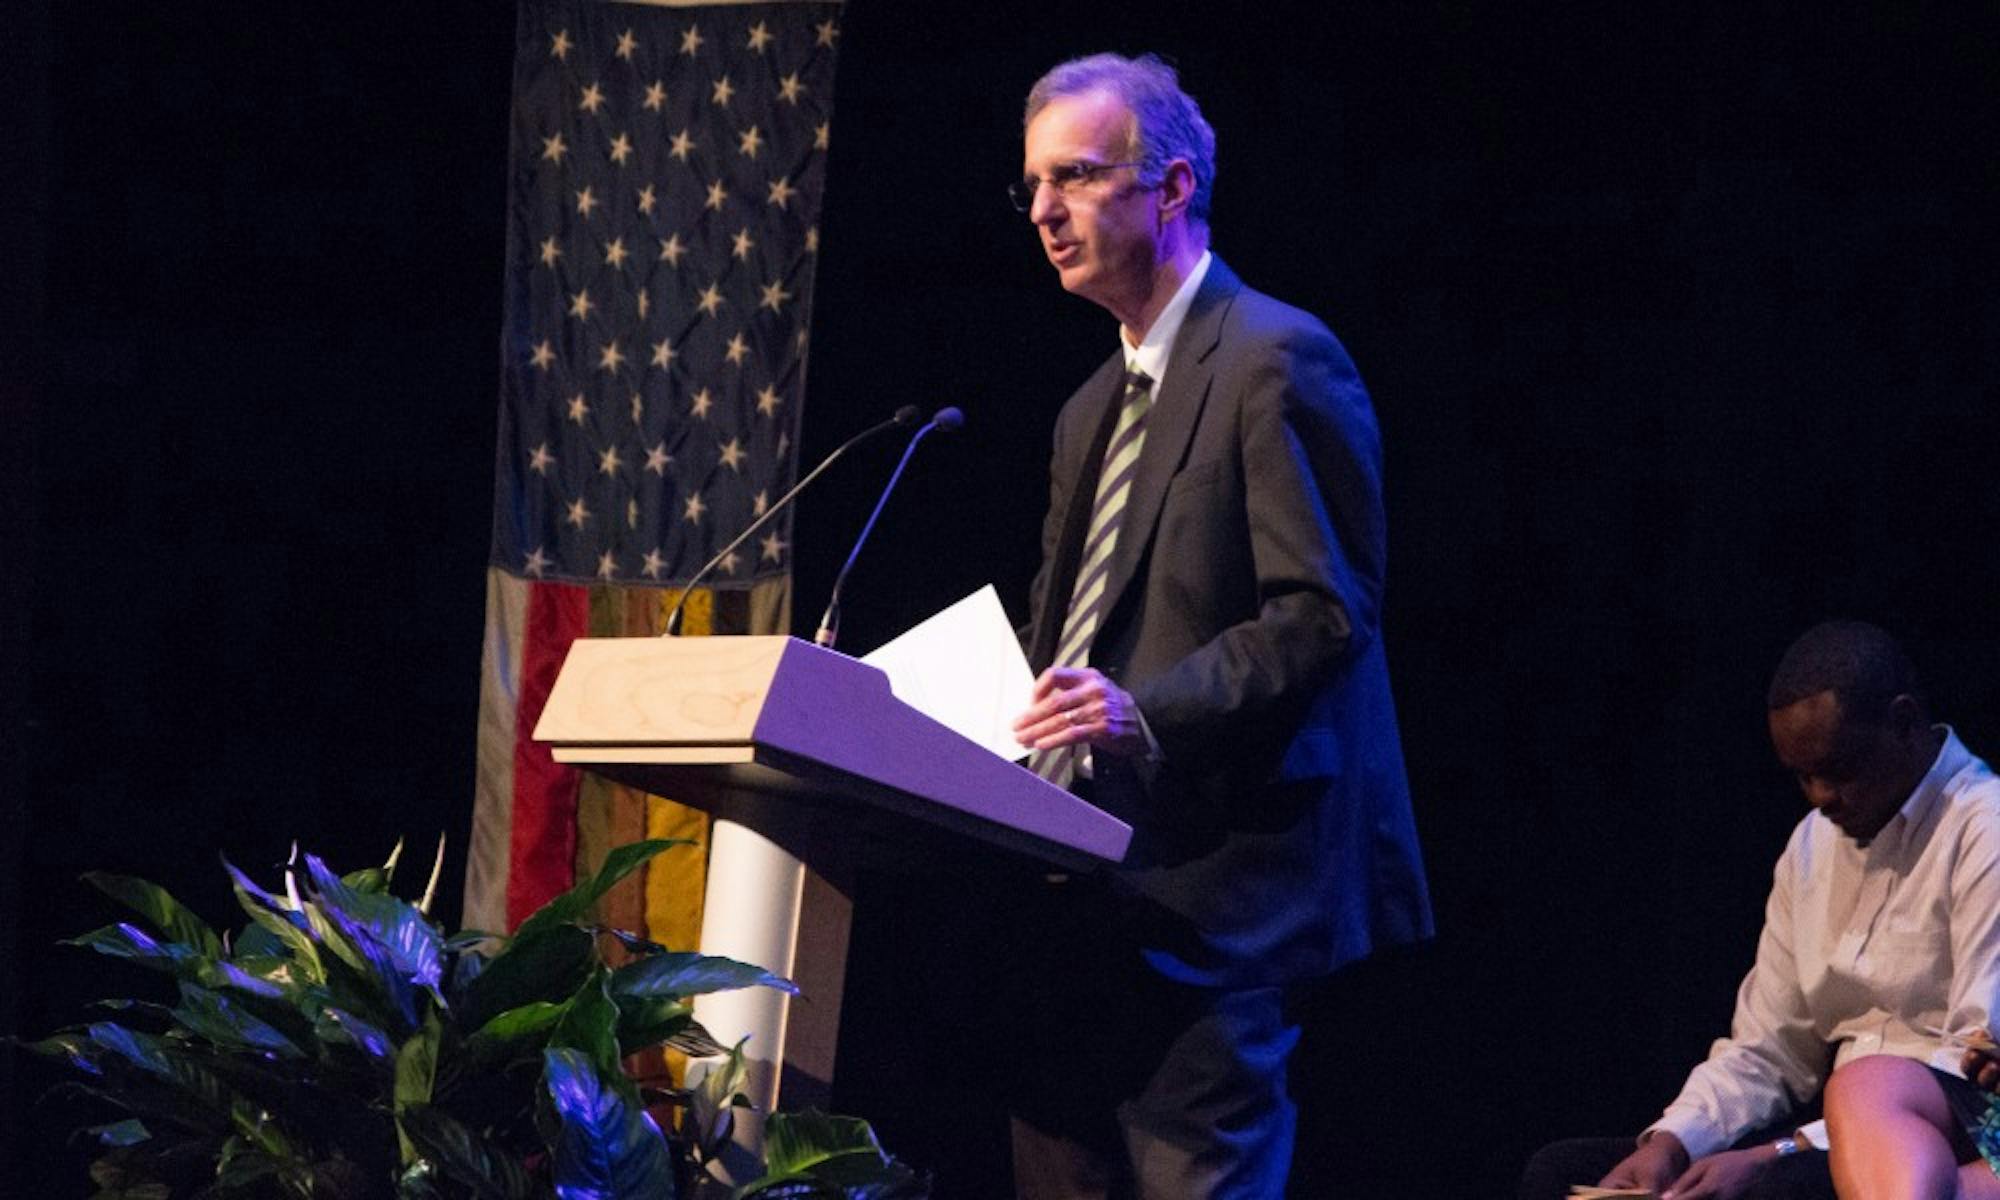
534, 635, 1131, 869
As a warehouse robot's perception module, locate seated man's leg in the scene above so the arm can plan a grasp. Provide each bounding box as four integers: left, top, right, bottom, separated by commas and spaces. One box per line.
1823, 1054, 1997, 1200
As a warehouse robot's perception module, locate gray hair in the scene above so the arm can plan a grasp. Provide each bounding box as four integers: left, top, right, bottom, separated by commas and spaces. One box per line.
1024, 52, 1216, 227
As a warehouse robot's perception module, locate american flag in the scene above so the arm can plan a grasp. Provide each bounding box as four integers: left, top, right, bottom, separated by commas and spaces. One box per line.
467, 0, 842, 938
492, 0, 842, 587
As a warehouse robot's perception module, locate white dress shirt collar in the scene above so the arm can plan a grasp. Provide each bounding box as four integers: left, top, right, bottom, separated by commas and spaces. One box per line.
1122, 250, 1213, 385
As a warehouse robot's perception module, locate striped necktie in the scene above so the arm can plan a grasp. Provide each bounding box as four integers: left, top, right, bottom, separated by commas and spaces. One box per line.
1031, 365, 1154, 788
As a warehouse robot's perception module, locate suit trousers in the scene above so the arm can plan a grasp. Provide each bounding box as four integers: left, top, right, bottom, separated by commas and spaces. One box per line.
999, 874, 1300, 1200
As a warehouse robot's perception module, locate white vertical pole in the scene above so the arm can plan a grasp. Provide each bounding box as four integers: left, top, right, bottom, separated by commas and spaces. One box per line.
688, 817, 804, 1182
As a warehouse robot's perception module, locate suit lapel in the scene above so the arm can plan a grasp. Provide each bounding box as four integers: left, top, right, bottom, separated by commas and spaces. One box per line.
1032, 352, 1128, 670
1092, 258, 1241, 645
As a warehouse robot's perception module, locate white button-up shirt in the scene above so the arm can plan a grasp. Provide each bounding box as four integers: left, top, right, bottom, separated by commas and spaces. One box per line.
1653, 728, 2000, 1159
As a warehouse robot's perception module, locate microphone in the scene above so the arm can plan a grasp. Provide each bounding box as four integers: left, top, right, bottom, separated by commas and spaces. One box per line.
813, 407, 965, 650
662, 404, 922, 636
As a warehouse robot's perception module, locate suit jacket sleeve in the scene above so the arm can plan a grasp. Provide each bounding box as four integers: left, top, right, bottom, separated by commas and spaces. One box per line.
1128, 318, 1384, 776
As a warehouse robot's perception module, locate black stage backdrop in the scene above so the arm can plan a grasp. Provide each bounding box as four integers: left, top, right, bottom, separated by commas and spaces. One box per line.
10, 3, 1999, 1196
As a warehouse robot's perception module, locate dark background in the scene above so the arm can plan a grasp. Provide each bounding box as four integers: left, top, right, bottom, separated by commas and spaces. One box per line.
9, 2, 1999, 1195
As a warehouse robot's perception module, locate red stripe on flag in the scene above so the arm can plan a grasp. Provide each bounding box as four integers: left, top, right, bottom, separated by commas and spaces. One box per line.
507, 579, 591, 929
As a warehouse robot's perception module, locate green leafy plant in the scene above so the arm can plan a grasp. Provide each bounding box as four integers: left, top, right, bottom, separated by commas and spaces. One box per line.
18, 839, 928, 1199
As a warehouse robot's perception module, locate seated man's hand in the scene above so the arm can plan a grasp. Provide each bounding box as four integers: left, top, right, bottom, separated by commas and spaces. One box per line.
1958, 1027, 2000, 1091
1657, 1145, 1781, 1200
1600, 1131, 1688, 1195
1013, 666, 1150, 759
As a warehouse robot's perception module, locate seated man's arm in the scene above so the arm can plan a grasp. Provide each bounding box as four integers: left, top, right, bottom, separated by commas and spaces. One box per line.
1620, 831, 1830, 1193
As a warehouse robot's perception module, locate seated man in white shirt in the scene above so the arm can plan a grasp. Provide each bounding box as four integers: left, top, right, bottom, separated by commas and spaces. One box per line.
1519, 620, 2000, 1200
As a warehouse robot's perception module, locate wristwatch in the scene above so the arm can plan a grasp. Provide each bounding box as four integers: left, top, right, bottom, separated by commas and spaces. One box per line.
1771, 1136, 1801, 1157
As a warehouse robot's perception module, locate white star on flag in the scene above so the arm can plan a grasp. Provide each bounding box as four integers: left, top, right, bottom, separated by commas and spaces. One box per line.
494, 4, 838, 593
760, 529, 787, 562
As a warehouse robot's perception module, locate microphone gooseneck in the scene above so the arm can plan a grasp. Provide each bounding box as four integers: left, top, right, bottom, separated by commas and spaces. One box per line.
662, 405, 922, 636
813, 407, 966, 650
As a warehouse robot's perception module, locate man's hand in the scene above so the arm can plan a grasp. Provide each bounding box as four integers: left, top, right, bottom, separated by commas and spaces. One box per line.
1654, 1146, 1779, 1200
1599, 1132, 1689, 1197
1013, 666, 1150, 759
1958, 1027, 2000, 1090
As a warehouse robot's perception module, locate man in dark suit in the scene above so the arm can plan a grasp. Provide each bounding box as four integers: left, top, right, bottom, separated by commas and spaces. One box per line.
1003, 52, 1432, 1198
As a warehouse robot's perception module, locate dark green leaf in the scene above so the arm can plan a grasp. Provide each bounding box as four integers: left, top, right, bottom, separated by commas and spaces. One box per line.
91, 1118, 152, 1147
316, 1005, 398, 1062
595, 926, 671, 957
171, 982, 307, 1059
394, 1009, 443, 1166
399, 1104, 537, 1200
759, 1111, 888, 1176
472, 1000, 568, 1044
83, 872, 225, 959
688, 1040, 749, 1160
550, 970, 627, 1100
224, 861, 324, 983
460, 924, 596, 1033
543, 1048, 677, 1200
18, 1030, 106, 1075
64, 923, 197, 974
306, 853, 445, 996
512, 840, 691, 947
737, 1112, 930, 1199
612, 996, 699, 1058
609, 953, 797, 1001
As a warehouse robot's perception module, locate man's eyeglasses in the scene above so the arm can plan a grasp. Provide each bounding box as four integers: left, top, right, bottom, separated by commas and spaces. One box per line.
1007, 161, 1145, 212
